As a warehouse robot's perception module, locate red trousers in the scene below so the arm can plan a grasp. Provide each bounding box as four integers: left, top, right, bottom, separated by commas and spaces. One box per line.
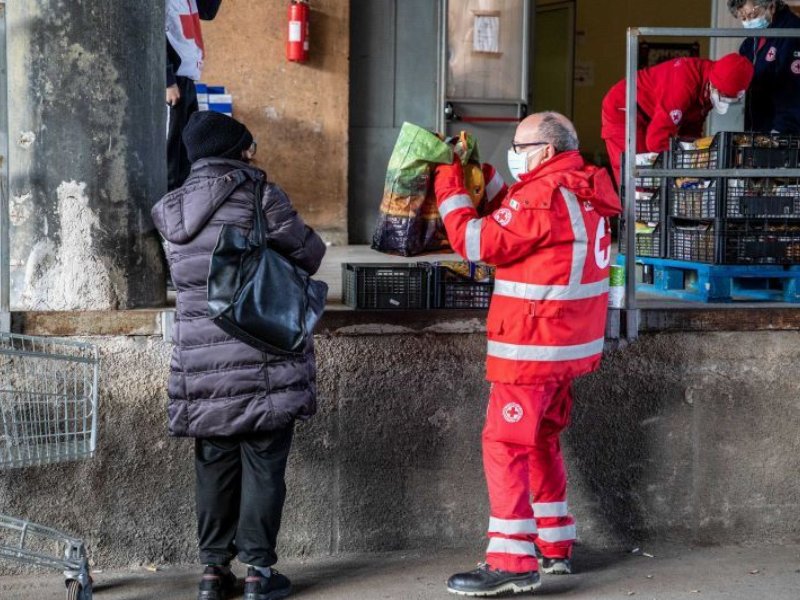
483, 381, 576, 573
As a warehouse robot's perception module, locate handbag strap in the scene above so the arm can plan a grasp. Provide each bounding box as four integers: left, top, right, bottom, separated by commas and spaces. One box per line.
250, 174, 268, 245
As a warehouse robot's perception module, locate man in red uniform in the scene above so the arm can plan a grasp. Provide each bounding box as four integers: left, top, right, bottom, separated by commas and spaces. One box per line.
601, 53, 754, 185
435, 112, 621, 597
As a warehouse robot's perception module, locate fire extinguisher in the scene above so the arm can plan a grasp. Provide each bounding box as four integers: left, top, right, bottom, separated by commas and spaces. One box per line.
286, 0, 310, 63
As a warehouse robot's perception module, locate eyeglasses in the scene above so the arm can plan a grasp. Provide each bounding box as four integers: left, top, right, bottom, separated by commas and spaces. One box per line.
511, 141, 548, 153
736, 4, 768, 20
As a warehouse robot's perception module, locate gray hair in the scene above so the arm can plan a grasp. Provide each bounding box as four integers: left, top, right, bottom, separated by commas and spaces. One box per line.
537, 112, 579, 153
727, 0, 784, 16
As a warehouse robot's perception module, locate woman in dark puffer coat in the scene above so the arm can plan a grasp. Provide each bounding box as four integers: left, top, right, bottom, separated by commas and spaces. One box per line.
151, 111, 326, 600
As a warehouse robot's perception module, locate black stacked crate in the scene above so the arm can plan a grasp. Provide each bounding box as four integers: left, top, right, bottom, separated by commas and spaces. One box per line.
618, 152, 667, 258
667, 132, 800, 265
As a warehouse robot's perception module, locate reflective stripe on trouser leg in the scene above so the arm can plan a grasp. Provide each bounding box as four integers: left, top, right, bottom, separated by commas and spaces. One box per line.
483, 383, 554, 573
529, 381, 575, 559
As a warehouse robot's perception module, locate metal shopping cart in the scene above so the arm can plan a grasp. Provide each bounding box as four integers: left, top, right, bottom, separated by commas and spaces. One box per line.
0, 333, 99, 600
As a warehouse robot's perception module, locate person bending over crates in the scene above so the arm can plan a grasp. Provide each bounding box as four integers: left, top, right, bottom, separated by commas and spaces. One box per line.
433, 112, 621, 597
601, 53, 755, 186
152, 111, 326, 600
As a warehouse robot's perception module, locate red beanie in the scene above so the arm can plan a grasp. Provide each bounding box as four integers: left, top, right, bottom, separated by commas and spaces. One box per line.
709, 53, 755, 98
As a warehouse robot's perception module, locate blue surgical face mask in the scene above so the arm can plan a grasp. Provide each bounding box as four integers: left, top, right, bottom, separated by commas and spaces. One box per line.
507, 146, 546, 181
742, 15, 770, 29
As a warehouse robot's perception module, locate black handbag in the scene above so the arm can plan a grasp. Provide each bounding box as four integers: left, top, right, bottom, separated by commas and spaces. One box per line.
207, 174, 328, 356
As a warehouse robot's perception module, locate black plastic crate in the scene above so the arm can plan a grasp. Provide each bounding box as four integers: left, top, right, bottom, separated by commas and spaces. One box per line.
727, 132, 800, 169
670, 134, 724, 169
620, 152, 666, 223
429, 261, 494, 309
342, 263, 430, 309
670, 178, 723, 219
668, 220, 717, 263
724, 178, 800, 218
619, 220, 664, 258
722, 220, 800, 265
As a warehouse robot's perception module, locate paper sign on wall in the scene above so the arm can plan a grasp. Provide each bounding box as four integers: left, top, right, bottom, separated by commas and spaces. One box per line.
473, 12, 500, 54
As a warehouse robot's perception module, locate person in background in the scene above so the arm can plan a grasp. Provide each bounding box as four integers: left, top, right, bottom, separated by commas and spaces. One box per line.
601, 53, 754, 186
166, 0, 223, 191
152, 112, 326, 600
433, 112, 621, 597
729, 0, 800, 133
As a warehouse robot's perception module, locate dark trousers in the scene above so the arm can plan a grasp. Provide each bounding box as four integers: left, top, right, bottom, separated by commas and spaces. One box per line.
195, 425, 294, 567
167, 76, 198, 191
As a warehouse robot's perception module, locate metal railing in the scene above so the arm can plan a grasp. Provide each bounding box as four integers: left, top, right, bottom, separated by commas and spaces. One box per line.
623, 27, 800, 340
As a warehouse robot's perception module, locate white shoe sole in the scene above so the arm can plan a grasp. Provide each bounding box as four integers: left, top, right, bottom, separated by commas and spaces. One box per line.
447, 578, 542, 597
541, 563, 572, 575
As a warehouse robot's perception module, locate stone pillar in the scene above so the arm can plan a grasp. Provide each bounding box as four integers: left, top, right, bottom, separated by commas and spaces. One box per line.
7, 0, 166, 309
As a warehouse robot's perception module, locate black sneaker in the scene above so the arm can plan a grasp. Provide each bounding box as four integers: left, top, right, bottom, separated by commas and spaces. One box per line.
243, 566, 292, 600
534, 543, 573, 575
541, 557, 572, 575
197, 565, 237, 600
447, 563, 541, 597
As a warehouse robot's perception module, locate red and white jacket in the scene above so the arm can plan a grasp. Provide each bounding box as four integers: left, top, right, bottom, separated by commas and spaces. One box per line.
436, 151, 622, 384
167, 0, 206, 81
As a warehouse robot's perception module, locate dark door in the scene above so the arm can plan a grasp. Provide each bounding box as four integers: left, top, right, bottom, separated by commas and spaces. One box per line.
348, 0, 441, 244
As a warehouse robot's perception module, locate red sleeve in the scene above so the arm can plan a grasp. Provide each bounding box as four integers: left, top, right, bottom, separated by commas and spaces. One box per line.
436, 184, 548, 266
478, 163, 508, 216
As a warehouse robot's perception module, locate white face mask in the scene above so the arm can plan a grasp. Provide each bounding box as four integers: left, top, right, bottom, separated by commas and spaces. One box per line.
742, 15, 770, 29
507, 146, 546, 181
710, 89, 731, 115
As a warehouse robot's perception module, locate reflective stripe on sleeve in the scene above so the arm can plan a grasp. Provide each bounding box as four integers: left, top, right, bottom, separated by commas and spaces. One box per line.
486, 538, 538, 556
487, 338, 605, 362
532, 501, 569, 518
488, 517, 538, 535
536, 524, 577, 543
465, 218, 482, 261
493, 279, 609, 302
438, 194, 474, 220
486, 170, 505, 200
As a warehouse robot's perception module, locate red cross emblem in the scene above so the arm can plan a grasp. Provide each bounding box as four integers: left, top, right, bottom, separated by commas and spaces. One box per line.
502, 402, 524, 423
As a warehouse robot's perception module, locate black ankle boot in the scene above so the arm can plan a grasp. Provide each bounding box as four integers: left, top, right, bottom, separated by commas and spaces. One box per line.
197, 565, 237, 600
447, 563, 541, 596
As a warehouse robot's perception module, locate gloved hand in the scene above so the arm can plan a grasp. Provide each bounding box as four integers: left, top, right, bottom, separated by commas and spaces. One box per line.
433, 157, 466, 204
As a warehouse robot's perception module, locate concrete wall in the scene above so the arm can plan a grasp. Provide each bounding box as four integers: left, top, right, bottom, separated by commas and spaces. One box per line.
1, 330, 799, 570
201, 1, 349, 245
6, 0, 167, 310
540, 0, 713, 164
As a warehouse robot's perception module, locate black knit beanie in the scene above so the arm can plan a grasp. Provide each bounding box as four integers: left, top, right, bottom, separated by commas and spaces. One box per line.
182, 111, 254, 163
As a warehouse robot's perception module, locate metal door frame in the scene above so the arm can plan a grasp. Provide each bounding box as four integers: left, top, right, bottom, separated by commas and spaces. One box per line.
532, 0, 575, 119
0, 0, 10, 332
437, 0, 532, 132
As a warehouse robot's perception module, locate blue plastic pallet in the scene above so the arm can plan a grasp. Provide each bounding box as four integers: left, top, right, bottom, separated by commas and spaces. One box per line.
617, 255, 800, 303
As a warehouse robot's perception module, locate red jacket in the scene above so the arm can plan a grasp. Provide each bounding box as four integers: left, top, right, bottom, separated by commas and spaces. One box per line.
601, 57, 714, 153
436, 151, 621, 384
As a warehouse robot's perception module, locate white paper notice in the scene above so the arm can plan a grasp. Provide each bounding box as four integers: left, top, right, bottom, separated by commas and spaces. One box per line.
473, 15, 500, 53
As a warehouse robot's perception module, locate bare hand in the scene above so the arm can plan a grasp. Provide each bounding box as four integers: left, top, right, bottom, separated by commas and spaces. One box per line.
166, 84, 181, 106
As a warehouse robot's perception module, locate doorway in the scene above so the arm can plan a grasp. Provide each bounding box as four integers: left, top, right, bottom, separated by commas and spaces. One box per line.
531, 1, 575, 118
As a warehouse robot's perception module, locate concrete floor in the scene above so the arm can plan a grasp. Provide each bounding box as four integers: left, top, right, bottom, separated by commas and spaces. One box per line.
2, 544, 799, 600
